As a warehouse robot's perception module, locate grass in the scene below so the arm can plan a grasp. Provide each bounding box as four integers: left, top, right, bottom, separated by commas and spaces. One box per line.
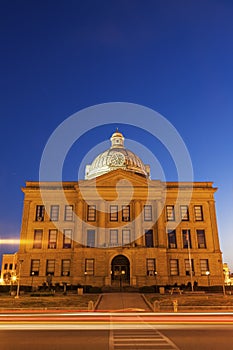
0, 293, 99, 310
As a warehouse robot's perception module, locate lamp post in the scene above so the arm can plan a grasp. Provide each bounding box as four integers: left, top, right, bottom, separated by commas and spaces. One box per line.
15, 259, 24, 299
206, 271, 210, 289
31, 271, 35, 291
154, 271, 158, 293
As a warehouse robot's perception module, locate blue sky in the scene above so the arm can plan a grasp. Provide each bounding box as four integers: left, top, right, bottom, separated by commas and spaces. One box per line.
0, 1, 233, 269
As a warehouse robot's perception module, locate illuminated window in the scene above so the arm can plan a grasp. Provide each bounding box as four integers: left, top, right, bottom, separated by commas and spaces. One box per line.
144, 205, 152, 221
110, 230, 118, 245
182, 230, 192, 248
166, 205, 175, 221
31, 259, 40, 276
197, 229, 206, 248
46, 259, 55, 276
61, 259, 70, 276
185, 259, 194, 276
63, 229, 72, 248
170, 259, 179, 276
87, 205, 96, 221
200, 259, 209, 275
180, 205, 189, 221
110, 205, 118, 221
64, 205, 73, 221
194, 205, 204, 221
50, 205, 59, 221
122, 205, 130, 221
85, 259, 94, 275
33, 229, 43, 249
168, 230, 177, 248
35, 205, 44, 221
48, 229, 57, 249
147, 258, 156, 276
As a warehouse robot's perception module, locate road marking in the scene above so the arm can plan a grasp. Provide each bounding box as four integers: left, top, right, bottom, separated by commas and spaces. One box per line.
109, 329, 180, 349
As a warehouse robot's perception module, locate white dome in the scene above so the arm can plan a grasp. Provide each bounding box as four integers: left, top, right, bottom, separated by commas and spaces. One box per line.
85, 130, 150, 179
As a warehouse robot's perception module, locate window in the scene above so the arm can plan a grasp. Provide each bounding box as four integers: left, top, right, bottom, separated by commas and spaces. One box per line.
110, 205, 118, 221
46, 259, 55, 276
168, 230, 177, 248
122, 229, 131, 245
145, 229, 153, 247
122, 205, 130, 221
180, 205, 189, 221
110, 230, 118, 245
61, 259, 70, 276
194, 205, 204, 221
64, 205, 73, 221
33, 229, 43, 249
200, 259, 209, 275
87, 230, 95, 247
197, 229, 206, 248
50, 205, 59, 221
31, 259, 40, 276
166, 205, 175, 221
147, 258, 156, 276
4, 263, 8, 270
170, 259, 179, 276
63, 229, 72, 248
48, 229, 57, 249
87, 205, 96, 221
182, 230, 192, 248
185, 259, 194, 276
35, 205, 45, 221
144, 205, 152, 221
9, 263, 13, 270
85, 259, 94, 275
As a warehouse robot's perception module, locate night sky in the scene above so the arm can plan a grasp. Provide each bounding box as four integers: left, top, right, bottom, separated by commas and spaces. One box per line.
0, 1, 232, 269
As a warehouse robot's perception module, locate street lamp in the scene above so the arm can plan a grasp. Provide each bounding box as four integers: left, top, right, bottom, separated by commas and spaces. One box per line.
206, 271, 210, 288
154, 271, 158, 293
15, 259, 24, 299
31, 271, 35, 291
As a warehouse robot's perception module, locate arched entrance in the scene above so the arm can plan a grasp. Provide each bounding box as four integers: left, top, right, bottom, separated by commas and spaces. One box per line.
111, 255, 130, 286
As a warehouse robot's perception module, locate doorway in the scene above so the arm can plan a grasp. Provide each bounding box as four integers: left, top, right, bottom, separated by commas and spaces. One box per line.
111, 254, 130, 286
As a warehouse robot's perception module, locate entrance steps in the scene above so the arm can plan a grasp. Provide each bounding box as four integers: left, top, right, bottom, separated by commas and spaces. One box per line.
102, 285, 140, 293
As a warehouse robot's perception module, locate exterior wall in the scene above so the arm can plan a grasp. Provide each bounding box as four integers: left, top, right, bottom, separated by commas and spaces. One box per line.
16, 170, 224, 288
0, 253, 17, 285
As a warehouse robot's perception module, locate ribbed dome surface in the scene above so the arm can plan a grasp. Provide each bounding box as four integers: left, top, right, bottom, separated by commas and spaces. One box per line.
85, 131, 149, 179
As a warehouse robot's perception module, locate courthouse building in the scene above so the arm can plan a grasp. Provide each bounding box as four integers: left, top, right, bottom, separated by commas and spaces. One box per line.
3, 130, 224, 288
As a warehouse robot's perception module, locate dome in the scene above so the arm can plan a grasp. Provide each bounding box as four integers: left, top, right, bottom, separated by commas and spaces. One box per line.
85, 130, 150, 180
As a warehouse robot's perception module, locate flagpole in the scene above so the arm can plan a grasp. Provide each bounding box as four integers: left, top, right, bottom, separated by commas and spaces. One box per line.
187, 230, 194, 292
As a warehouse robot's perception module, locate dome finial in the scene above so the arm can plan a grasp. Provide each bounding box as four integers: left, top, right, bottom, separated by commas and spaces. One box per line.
110, 129, 124, 148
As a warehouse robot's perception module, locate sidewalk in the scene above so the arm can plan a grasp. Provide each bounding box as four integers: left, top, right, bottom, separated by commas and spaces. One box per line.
96, 293, 152, 312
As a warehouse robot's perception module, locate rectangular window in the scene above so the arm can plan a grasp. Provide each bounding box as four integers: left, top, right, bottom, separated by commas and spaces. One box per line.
144, 205, 152, 221
87, 205, 96, 221
87, 229, 95, 247
168, 230, 177, 248
180, 205, 189, 221
122, 205, 130, 222
197, 229, 206, 248
33, 229, 43, 249
64, 205, 73, 221
170, 259, 179, 276
63, 229, 72, 248
50, 205, 59, 221
85, 259, 94, 275
185, 259, 194, 276
145, 229, 153, 247
61, 259, 70, 276
48, 229, 57, 249
110, 229, 118, 245
35, 205, 45, 221
200, 259, 209, 275
122, 229, 131, 245
110, 205, 118, 221
182, 229, 192, 248
4, 263, 8, 270
147, 258, 156, 276
46, 259, 55, 276
194, 205, 204, 221
166, 205, 175, 221
9, 263, 13, 270
31, 259, 40, 276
